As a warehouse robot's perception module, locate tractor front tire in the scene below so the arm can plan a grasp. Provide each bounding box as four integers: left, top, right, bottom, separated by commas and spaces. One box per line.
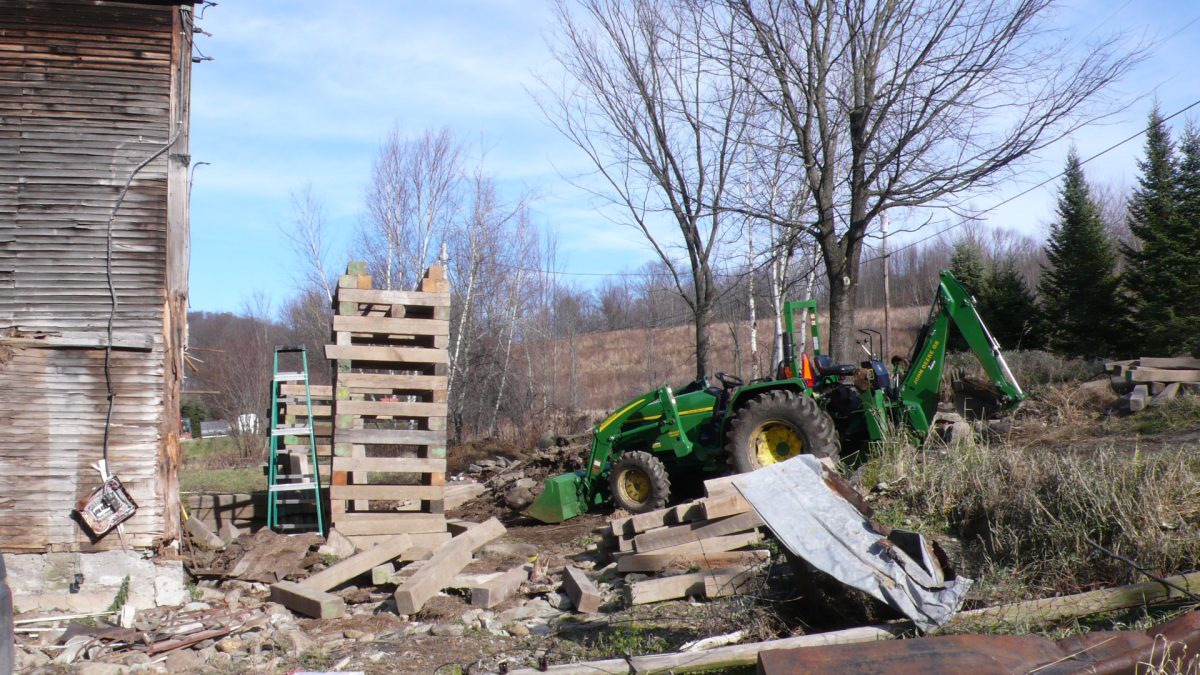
726, 390, 840, 474
610, 451, 671, 514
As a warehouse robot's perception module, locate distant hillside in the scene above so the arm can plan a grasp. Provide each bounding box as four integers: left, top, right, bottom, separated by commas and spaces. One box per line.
524, 305, 928, 413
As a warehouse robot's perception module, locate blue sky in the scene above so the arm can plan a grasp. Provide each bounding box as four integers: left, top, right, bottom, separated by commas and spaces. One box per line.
188, 1, 1200, 314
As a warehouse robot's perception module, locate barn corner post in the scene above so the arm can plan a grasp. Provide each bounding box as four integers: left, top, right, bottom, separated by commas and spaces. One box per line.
160, 1, 195, 550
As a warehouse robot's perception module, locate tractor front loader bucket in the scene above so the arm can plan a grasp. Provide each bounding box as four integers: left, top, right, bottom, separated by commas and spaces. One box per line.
525, 470, 589, 524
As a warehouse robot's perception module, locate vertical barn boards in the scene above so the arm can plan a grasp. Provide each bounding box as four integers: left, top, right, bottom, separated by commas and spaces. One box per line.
0, 1, 194, 552
326, 263, 451, 549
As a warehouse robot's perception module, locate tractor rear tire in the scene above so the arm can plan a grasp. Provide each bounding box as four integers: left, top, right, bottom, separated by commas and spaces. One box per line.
725, 390, 840, 474
610, 451, 671, 514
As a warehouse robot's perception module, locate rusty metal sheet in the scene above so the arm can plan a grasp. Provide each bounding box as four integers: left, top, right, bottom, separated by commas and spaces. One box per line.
734, 455, 972, 631
759, 608, 1200, 675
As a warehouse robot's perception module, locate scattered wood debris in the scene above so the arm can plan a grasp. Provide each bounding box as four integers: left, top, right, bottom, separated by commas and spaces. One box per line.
596, 476, 770, 605
1107, 357, 1200, 412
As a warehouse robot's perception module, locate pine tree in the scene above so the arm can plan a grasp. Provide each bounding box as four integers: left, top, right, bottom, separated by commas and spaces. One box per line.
980, 260, 1043, 350
1039, 149, 1123, 358
1122, 108, 1196, 355
1171, 124, 1200, 354
949, 237, 988, 298
948, 237, 989, 352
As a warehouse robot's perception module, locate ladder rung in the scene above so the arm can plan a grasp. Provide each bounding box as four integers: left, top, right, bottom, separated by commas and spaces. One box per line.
269, 482, 318, 493
274, 499, 317, 506
276, 523, 319, 530
274, 372, 307, 382
272, 426, 312, 436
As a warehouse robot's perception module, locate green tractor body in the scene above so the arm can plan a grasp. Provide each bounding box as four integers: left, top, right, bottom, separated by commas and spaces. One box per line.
526, 271, 1026, 523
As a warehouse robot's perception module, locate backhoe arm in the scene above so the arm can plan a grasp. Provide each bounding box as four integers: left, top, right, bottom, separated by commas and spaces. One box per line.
898, 271, 1025, 438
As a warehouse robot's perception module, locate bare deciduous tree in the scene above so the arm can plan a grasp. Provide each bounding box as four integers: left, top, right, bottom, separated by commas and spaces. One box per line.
360, 127, 464, 290
540, 0, 750, 378
730, 0, 1137, 359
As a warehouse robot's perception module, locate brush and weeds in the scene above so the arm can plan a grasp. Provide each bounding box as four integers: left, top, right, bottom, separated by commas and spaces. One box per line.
862, 433, 1200, 607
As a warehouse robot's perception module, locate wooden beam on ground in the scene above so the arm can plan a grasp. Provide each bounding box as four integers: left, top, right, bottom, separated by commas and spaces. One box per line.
633, 512, 764, 553
269, 582, 345, 619
1127, 367, 1200, 383
1149, 381, 1181, 407
617, 549, 769, 574
626, 568, 744, 605
301, 533, 413, 591
562, 566, 602, 613
700, 493, 751, 520
615, 531, 761, 564
393, 517, 506, 614
703, 475, 740, 499
1128, 384, 1149, 412
1137, 357, 1200, 369
371, 563, 396, 585
470, 565, 530, 609
703, 567, 760, 598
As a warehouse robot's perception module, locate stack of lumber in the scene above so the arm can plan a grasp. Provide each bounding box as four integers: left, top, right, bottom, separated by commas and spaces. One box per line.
1106, 357, 1200, 412
325, 262, 452, 550
600, 476, 769, 605
271, 517, 511, 618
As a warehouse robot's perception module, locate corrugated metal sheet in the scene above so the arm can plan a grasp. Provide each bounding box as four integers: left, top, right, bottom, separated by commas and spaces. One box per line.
0, 1, 191, 552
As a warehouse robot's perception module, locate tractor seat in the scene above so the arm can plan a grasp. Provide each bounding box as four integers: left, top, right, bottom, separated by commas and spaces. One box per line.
815, 354, 858, 377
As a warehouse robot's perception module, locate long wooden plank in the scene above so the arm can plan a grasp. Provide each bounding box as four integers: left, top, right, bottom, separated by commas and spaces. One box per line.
617, 549, 769, 574
331, 457, 446, 473
701, 493, 752, 520
337, 373, 448, 389
333, 315, 449, 336
1127, 367, 1200, 383
633, 512, 764, 553
337, 287, 450, 308
1137, 357, 1200, 369
326, 344, 450, 365
626, 569, 740, 605
393, 518, 507, 614
335, 428, 444, 445
333, 514, 448, 536
329, 485, 444, 501
301, 533, 413, 591
334, 400, 447, 418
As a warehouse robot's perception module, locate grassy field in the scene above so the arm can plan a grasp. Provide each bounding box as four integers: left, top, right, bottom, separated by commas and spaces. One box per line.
179, 436, 264, 493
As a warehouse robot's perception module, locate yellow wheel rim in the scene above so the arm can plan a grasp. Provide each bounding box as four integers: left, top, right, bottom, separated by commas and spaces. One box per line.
751, 421, 804, 467
617, 468, 652, 506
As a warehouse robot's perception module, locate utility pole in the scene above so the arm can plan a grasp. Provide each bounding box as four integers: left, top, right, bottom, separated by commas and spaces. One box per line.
881, 211, 892, 360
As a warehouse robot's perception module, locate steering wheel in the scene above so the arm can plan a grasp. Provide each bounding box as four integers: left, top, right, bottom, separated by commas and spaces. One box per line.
715, 372, 744, 389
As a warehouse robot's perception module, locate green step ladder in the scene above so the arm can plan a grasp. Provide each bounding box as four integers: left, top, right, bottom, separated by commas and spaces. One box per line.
266, 345, 325, 534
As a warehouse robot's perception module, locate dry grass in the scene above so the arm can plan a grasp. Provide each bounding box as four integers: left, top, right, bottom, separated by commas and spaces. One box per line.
864, 434, 1200, 604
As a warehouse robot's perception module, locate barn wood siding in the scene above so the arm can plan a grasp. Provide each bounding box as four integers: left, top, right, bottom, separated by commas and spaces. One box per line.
0, 1, 191, 552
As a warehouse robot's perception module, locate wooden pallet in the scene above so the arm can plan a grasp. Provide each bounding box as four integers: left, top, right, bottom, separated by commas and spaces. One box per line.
326, 262, 451, 546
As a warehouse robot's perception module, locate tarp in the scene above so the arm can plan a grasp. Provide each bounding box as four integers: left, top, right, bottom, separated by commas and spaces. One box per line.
733, 455, 972, 632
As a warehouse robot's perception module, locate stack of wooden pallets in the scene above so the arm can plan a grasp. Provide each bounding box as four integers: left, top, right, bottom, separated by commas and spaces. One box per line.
324, 262, 452, 551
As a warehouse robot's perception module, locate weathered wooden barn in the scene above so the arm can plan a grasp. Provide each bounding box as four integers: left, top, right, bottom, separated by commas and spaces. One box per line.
0, 0, 195, 553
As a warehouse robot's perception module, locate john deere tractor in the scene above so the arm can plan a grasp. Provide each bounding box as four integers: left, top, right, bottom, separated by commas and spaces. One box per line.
526, 270, 1025, 523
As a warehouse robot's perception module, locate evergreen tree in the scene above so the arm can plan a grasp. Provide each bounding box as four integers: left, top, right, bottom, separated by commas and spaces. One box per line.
1039, 149, 1123, 358
980, 260, 1043, 350
1122, 108, 1197, 355
1170, 124, 1200, 354
948, 237, 989, 351
949, 237, 988, 298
